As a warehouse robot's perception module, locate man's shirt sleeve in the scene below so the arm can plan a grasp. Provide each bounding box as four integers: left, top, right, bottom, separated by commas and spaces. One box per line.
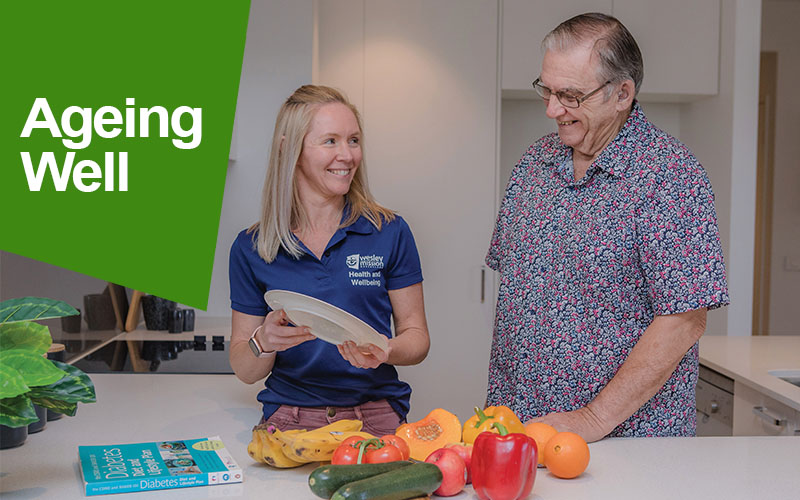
637, 156, 730, 315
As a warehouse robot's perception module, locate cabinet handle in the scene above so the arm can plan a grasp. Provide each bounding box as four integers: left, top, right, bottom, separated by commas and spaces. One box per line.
697, 400, 719, 420
480, 267, 485, 303
752, 406, 787, 426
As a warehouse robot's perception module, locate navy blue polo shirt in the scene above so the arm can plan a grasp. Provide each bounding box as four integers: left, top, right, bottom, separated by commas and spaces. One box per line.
229, 213, 423, 421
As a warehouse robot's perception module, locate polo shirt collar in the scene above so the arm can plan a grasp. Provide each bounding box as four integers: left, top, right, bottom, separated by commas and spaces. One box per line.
292, 205, 375, 259
325, 205, 373, 250
341, 205, 375, 235
322, 206, 374, 255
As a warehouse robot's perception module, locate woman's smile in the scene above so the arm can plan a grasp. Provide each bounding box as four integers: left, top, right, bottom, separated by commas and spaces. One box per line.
295, 102, 363, 200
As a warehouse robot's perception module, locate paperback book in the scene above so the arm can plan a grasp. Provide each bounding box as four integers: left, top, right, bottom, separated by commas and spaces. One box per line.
78, 436, 242, 496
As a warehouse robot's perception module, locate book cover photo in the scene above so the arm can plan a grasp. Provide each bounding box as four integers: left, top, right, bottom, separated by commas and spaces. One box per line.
78, 436, 242, 496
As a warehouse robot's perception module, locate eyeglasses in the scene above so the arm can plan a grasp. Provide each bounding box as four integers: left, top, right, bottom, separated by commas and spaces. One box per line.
532, 78, 611, 109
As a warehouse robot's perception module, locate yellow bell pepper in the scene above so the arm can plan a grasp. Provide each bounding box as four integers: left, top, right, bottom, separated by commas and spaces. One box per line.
462, 406, 526, 444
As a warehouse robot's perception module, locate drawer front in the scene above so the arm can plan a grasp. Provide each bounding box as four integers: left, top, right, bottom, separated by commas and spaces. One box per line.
696, 378, 733, 435
733, 382, 800, 436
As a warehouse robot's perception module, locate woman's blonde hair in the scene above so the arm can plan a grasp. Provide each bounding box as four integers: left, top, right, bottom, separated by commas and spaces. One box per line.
250, 85, 394, 262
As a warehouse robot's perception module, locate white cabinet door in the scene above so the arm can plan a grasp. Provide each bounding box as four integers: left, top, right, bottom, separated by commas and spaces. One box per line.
317, 0, 498, 422
502, 0, 612, 96
613, 0, 719, 100
733, 381, 800, 436
502, 0, 720, 101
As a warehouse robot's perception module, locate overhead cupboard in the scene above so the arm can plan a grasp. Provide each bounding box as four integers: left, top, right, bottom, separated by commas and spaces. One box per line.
502, 0, 721, 101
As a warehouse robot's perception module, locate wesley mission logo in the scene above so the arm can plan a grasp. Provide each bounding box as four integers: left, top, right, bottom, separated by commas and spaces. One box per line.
346, 254, 384, 286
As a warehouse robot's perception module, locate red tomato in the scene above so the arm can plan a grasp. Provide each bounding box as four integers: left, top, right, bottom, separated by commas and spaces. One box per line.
331, 437, 366, 465
340, 436, 365, 448
380, 435, 411, 460
331, 442, 360, 465
364, 442, 403, 464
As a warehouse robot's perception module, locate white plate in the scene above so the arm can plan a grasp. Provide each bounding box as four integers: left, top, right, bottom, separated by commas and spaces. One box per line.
264, 290, 389, 352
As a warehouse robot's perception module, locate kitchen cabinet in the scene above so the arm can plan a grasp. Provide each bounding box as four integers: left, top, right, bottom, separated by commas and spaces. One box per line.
502, 0, 720, 101
696, 364, 734, 436
699, 336, 800, 436
502, 0, 612, 98
613, 0, 719, 100
733, 381, 800, 436
316, 0, 498, 422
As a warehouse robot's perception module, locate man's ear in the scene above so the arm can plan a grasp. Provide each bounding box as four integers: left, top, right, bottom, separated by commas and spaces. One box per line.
616, 80, 635, 110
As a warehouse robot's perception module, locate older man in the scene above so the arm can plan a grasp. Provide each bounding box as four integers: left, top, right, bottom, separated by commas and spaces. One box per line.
486, 13, 729, 441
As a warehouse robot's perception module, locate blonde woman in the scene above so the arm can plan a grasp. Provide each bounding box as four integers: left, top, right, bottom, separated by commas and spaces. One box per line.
229, 85, 430, 436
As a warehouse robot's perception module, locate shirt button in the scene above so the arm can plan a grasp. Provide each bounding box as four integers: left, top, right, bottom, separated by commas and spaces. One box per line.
324, 251, 330, 257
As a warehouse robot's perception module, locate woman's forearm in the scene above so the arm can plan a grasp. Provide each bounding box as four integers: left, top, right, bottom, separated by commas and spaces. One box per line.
386, 283, 431, 366
387, 327, 430, 366
230, 310, 274, 384
230, 340, 274, 384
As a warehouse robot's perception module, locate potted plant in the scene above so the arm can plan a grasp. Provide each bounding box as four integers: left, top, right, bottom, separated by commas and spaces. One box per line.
0, 297, 97, 449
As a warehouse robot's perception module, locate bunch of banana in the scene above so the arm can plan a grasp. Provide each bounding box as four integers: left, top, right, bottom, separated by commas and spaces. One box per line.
273, 419, 374, 463
248, 427, 306, 468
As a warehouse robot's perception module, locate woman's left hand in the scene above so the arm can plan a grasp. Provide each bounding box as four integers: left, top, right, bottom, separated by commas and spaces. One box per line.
337, 341, 391, 369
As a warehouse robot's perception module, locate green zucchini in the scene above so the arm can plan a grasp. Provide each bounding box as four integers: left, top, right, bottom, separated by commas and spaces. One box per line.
330, 462, 443, 500
308, 461, 414, 499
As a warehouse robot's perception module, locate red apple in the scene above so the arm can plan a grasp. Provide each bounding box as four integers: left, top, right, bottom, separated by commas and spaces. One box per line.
425, 448, 467, 497
445, 442, 473, 484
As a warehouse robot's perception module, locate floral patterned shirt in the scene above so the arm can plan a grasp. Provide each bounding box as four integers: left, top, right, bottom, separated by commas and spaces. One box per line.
486, 102, 729, 437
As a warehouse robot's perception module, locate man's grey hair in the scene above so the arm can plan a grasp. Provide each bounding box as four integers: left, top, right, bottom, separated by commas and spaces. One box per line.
542, 12, 643, 97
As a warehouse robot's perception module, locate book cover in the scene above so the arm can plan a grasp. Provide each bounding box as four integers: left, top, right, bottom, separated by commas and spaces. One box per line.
78, 436, 242, 496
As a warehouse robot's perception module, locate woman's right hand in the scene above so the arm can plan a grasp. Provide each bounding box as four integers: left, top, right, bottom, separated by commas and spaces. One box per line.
255, 309, 316, 353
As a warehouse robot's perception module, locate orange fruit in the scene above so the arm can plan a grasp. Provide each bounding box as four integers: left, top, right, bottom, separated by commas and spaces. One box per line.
542, 431, 590, 479
524, 422, 558, 466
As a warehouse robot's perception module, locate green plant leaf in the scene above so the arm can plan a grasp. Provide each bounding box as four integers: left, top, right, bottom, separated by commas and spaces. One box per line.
0, 297, 79, 324
0, 321, 52, 354
28, 396, 78, 417
0, 394, 38, 428
0, 349, 65, 388
29, 360, 96, 404
0, 362, 30, 399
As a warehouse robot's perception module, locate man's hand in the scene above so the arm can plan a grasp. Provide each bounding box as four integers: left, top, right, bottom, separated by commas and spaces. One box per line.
528, 406, 609, 443
529, 308, 708, 443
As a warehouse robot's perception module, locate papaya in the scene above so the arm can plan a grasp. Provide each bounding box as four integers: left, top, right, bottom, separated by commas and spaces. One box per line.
395, 408, 462, 461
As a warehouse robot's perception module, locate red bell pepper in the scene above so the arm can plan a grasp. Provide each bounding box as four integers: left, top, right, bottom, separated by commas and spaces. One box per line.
471, 423, 537, 500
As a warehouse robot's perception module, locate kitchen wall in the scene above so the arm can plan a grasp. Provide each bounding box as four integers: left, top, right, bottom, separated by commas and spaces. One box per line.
202, 0, 313, 317
314, 0, 500, 422
679, 0, 761, 336
761, 0, 800, 335
0, 251, 107, 310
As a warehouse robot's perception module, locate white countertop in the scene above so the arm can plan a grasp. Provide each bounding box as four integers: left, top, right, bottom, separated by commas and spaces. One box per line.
699, 335, 800, 411
2, 373, 799, 500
